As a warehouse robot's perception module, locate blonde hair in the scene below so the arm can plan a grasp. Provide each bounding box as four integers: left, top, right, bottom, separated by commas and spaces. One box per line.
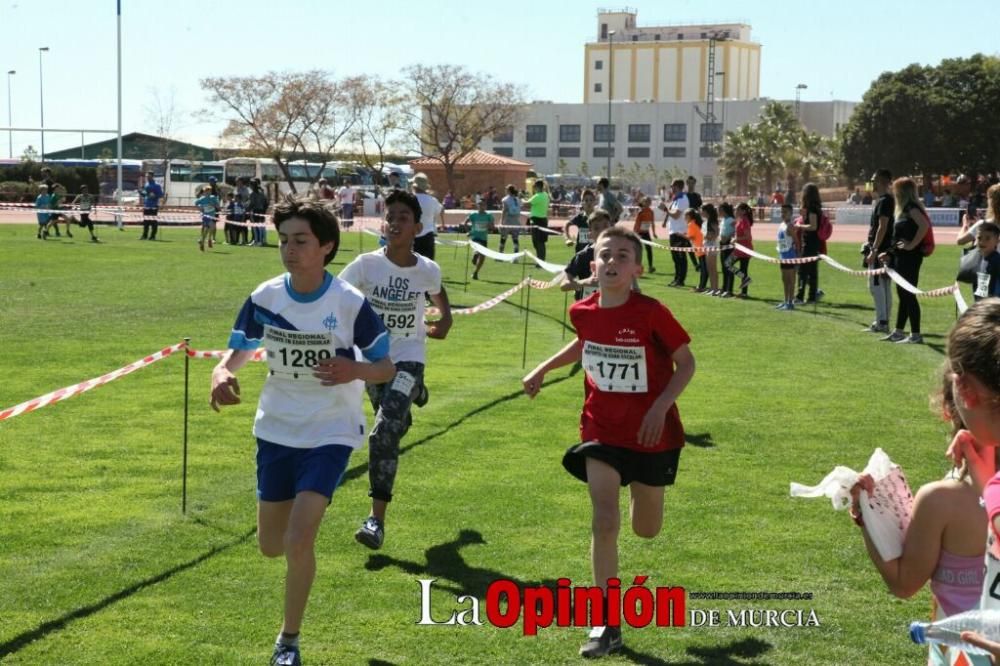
987, 183, 1000, 222
893, 177, 922, 219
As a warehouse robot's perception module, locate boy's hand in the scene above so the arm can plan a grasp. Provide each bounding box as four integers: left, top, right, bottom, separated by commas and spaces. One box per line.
313, 356, 360, 385
961, 632, 1000, 663
426, 318, 451, 340
637, 400, 669, 447
210, 368, 241, 412
522, 369, 546, 398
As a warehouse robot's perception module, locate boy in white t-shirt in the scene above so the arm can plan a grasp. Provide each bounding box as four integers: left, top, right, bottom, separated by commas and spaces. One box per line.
339, 190, 453, 550
210, 196, 394, 666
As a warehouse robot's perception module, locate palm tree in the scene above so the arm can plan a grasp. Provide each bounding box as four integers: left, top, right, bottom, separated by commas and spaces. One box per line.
718, 124, 757, 196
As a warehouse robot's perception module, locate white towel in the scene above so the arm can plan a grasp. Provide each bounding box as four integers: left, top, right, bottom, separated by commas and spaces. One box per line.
790, 448, 913, 561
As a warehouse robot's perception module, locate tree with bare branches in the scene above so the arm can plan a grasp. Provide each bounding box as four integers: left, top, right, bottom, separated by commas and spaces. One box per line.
348, 76, 404, 188
397, 65, 524, 194
200, 71, 360, 193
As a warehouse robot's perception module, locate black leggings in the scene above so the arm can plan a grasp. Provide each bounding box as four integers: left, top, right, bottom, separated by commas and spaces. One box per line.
638, 231, 654, 269
669, 234, 690, 284
894, 253, 923, 333
720, 246, 735, 293
530, 217, 548, 261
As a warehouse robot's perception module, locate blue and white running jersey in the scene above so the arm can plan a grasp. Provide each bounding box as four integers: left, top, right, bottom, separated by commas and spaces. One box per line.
228, 271, 389, 449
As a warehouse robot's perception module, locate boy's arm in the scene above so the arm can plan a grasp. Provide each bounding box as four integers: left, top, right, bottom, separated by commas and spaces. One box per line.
523, 339, 582, 398
426, 285, 452, 340
637, 344, 695, 447
210, 349, 257, 411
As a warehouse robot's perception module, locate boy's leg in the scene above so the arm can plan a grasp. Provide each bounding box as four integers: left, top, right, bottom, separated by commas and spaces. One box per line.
628, 481, 665, 538
358, 364, 422, 548
282, 490, 329, 635
258, 499, 294, 558
585, 457, 621, 591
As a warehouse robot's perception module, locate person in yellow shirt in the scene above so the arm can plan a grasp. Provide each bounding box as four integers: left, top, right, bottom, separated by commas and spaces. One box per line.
525, 179, 551, 260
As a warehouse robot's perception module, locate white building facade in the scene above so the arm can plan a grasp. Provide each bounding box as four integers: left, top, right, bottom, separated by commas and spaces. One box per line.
480, 99, 857, 195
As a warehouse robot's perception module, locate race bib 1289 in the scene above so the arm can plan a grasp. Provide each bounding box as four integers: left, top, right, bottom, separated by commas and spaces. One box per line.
263, 326, 333, 380
582, 341, 648, 393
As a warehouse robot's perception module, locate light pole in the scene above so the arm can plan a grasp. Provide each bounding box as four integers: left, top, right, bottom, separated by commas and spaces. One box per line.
38, 47, 49, 162
795, 83, 807, 122
6, 70, 14, 159
606, 30, 615, 178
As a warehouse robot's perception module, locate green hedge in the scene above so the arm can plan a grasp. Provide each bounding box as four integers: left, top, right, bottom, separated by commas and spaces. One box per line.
0, 163, 100, 200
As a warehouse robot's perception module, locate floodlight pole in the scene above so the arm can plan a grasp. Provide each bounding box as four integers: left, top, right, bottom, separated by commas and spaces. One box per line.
38, 47, 48, 162
116, 0, 124, 227
6, 70, 14, 159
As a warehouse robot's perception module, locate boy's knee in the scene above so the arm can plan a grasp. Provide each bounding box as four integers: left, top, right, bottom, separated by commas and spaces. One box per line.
283, 530, 315, 562
258, 536, 284, 559
591, 512, 620, 539
632, 522, 661, 539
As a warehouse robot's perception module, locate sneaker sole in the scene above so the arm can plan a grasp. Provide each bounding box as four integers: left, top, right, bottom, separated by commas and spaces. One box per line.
354, 530, 383, 550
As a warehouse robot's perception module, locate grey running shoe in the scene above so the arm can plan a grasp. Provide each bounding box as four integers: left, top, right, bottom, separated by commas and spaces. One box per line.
881, 330, 907, 342
270, 643, 301, 666
355, 516, 384, 550
579, 626, 622, 658
897, 333, 924, 344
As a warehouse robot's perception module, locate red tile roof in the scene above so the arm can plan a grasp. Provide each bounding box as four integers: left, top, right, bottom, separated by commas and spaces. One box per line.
409, 149, 532, 168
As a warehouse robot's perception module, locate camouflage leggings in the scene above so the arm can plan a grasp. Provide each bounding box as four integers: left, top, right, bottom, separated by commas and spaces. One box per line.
365, 361, 425, 502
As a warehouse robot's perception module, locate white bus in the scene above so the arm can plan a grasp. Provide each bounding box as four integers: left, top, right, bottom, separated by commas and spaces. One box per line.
141, 159, 225, 207
223, 158, 377, 197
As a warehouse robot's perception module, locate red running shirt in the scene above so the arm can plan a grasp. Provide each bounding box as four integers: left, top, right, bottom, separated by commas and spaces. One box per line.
569, 292, 691, 452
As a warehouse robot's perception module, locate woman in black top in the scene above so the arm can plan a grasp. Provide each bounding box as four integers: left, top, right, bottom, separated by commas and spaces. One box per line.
880, 177, 930, 344
794, 183, 823, 303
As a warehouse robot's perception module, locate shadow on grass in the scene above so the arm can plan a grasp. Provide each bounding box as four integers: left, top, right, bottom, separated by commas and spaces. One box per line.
368, 660, 398, 666
0, 526, 257, 659
341, 369, 580, 485
618, 637, 772, 665
684, 432, 715, 448
364, 528, 563, 600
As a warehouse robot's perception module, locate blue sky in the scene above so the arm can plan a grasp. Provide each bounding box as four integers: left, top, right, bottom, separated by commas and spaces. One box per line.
1, 0, 996, 158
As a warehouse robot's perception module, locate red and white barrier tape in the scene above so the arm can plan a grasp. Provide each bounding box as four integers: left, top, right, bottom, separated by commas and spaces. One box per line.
0, 343, 185, 422
426, 274, 561, 316
640, 238, 735, 253
184, 348, 267, 361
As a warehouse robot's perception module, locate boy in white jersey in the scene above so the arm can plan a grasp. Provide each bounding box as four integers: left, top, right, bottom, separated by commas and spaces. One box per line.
210, 196, 394, 666
339, 190, 453, 549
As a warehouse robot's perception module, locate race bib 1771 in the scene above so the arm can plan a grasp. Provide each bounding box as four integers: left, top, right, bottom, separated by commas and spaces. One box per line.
263, 326, 333, 380
582, 341, 648, 393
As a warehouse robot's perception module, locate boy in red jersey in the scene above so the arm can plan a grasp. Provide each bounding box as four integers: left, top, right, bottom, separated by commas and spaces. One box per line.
523, 226, 695, 658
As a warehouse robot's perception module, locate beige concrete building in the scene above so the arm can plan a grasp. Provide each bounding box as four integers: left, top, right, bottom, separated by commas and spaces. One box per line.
584, 10, 760, 104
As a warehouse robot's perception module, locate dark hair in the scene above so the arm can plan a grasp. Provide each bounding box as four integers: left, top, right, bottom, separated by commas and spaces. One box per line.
581, 187, 596, 200
780, 203, 793, 211
719, 201, 735, 218
506, 184, 517, 195
385, 189, 423, 222
700, 203, 719, 234
598, 177, 610, 189
671, 178, 685, 189
948, 299, 1000, 397
683, 207, 703, 225
735, 202, 754, 226
534, 179, 545, 190
595, 226, 644, 267
272, 195, 340, 265
800, 182, 822, 215
979, 221, 1000, 237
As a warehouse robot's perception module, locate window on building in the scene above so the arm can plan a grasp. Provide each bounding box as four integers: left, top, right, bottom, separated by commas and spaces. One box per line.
525, 147, 547, 158
593, 124, 615, 142
628, 124, 651, 142
703, 175, 715, 194
663, 124, 686, 142
699, 145, 721, 158
663, 147, 686, 157
654, 34, 661, 41
631, 35, 638, 42
559, 147, 580, 158
595, 60, 603, 70
493, 127, 513, 143
493, 147, 514, 157
701, 32, 707, 39
600, 23, 608, 39
593, 147, 615, 158
559, 124, 581, 142
677, 33, 684, 40
700, 123, 723, 142
525, 125, 547, 143
594, 82, 602, 93
627, 147, 650, 158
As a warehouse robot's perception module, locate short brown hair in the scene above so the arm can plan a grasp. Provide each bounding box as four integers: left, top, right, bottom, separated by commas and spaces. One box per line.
272, 195, 340, 265
595, 225, 643, 267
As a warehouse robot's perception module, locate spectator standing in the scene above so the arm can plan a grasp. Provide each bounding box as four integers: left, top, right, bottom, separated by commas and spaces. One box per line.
880, 177, 931, 344
411, 173, 441, 260
632, 196, 657, 273
794, 183, 823, 304
699, 203, 720, 294
498, 184, 522, 253
236, 177, 251, 245
685, 176, 703, 211
35, 184, 51, 239
718, 202, 737, 297
596, 177, 622, 224
525, 179, 551, 261
139, 171, 165, 241
863, 169, 895, 334
659, 179, 690, 287
339, 182, 356, 229
248, 178, 270, 247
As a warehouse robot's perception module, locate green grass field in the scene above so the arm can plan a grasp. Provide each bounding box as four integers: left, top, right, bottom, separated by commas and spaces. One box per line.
0, 222, 977, 665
